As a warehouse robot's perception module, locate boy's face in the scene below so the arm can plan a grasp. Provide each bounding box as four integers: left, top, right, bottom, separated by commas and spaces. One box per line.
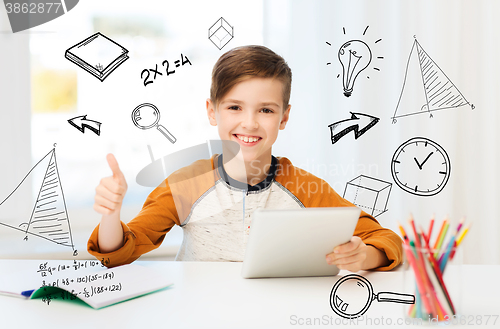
206, 77, 291, 163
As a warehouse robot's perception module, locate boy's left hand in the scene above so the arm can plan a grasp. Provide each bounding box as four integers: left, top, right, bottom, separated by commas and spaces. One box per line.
326, 236, 367, 273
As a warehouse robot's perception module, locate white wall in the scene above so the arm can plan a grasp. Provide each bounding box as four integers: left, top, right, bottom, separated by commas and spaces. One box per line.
0, 11, 32, 219
266, 0, 500, 265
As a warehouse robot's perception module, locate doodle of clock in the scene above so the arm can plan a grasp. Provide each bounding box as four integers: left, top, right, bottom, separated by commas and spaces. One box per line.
391, 137, 451, 196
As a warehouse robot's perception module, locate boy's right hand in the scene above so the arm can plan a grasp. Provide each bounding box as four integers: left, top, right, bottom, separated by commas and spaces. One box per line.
93, 154, 128, 216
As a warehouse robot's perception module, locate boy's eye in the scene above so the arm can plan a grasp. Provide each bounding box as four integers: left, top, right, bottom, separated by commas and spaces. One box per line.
229, 105, 240, 110
261, 108, 274, 113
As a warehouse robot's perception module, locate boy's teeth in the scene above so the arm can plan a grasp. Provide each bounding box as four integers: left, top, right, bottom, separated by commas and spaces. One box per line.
237, 135, 259, 143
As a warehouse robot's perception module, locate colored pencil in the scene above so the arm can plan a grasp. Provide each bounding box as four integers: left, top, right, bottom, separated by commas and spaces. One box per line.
434, 220, 449, 258
413, 287, 421, 318
450, 223, 470, 260
404, 217, 468, 321
427, 216, 435, 245
455, 217, 465, 235
410, 218, 442, 317
411, 240, 440, 316
407, 294, 421, 318
433, 219, 448, 250
421, 230, 456, 315
409, 217, 437, 316
439, 235, 456, 273
448, 240, 458, 260
404, 241, 434, 317
440, 217, 464, 263
0, 290, 30, 299
456, 224, 470, 246
398, 221, 408, 240
438, 219, 463, 265
409, 216, 421, 248
419, 226, 452, 320
405, 230, 420, 319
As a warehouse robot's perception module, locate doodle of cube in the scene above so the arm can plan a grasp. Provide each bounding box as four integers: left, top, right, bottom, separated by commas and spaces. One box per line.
209, 17, 234, 50
343, 175, 392, 217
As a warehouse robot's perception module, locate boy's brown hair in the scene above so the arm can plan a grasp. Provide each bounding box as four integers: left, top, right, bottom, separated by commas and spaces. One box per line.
210, 45, 292, 109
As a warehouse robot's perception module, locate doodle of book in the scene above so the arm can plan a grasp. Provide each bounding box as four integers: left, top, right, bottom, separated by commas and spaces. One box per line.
65, 32, 129, 82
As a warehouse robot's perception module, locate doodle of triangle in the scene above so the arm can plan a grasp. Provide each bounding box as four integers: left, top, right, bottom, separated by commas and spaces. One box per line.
0, 148, 75, 248
0, 152, 48, 231
391, 39, 470, 121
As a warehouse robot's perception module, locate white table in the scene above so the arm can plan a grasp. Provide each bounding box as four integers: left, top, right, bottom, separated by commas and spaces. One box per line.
0, 260, 498, 329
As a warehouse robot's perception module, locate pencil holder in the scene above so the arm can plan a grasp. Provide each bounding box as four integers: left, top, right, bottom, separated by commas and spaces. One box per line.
402, 244, 463, 325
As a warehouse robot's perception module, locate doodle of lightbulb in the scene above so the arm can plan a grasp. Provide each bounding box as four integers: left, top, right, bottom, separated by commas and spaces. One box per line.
326, 26, 383, 97
338, 40, 372, 97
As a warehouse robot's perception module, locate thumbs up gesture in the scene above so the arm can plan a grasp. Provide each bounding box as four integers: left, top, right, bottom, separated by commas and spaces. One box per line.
93, 154, 128, 215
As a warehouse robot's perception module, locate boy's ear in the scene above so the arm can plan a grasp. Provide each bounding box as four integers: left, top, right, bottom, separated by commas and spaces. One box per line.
279, 104, 291, 130
206, 98, 217, 126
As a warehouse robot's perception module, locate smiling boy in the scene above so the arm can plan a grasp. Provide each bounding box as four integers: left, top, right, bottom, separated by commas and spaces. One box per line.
88, 45, 402, 271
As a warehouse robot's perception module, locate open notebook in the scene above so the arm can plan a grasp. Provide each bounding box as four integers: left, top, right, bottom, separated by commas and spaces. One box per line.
2, 264, 172, 309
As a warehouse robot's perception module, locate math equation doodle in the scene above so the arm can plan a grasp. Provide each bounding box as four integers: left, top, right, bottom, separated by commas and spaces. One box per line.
0, 145, 77, 255
391, 37, 474, 123
140, 53, 192, 87
28, 261, 172, 309
37, 259, 108, 278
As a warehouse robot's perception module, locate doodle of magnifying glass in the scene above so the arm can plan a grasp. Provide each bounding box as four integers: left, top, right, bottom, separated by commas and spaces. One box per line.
131, 103, 177, 144
330, 274, 415, 319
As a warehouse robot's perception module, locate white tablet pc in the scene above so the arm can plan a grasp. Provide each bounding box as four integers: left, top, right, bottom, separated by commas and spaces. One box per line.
241, 207, 360, 279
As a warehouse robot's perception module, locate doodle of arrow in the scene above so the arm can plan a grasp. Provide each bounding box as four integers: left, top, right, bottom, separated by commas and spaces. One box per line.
328, 112, 379, 144
68, 115, 102, 136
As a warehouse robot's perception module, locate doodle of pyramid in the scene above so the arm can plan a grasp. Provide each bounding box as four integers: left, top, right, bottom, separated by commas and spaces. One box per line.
391, 39, 470, 122
0, 148, 75, 249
